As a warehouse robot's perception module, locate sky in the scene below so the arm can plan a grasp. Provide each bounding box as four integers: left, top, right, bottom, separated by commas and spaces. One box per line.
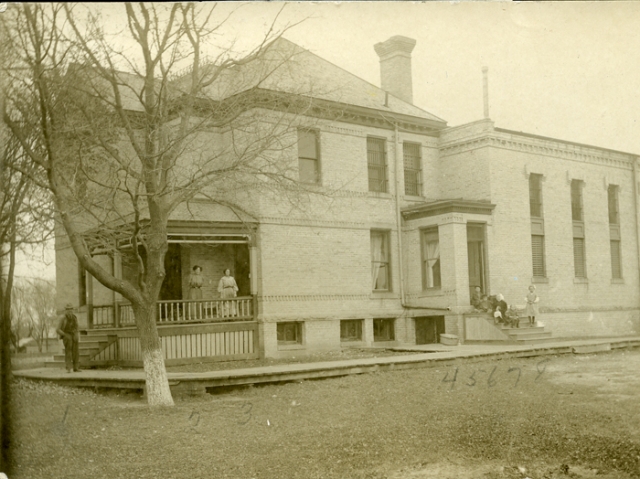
13, 1, 640, 281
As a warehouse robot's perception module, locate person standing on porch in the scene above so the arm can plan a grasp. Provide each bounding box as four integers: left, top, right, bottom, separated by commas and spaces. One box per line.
188, 265, 204, 319
524, 285, 540, 326
57, 303, 80, 373
218, 269, 239, 317
189, 265, 204, 300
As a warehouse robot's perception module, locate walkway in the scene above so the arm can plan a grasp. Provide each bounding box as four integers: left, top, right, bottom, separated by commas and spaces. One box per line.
14, 336, 640, 396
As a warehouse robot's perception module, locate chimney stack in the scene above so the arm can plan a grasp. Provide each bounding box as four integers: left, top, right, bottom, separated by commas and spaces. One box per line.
482, 66, 490, 119
374, 35, 416, 104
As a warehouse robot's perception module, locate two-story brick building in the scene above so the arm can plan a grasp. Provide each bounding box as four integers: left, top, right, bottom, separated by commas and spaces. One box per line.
56, 35, 640, 364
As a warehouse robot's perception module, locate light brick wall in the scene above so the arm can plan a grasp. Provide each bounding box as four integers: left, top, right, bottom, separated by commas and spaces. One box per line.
482, 138, 639, 314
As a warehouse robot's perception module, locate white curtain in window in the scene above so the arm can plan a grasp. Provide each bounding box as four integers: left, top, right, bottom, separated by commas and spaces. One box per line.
425, 238, 440, 288
371, 234, 384, 290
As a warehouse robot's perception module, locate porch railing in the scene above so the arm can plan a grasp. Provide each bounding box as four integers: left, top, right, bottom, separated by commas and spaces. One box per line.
91, 296, 255, 329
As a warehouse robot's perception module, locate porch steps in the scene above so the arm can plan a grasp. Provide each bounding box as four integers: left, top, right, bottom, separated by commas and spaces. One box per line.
500, 323, 553, 343
45, 333, 115, 369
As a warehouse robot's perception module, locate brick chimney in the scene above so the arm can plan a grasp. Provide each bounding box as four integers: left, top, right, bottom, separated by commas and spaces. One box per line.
374, 35, 417, 104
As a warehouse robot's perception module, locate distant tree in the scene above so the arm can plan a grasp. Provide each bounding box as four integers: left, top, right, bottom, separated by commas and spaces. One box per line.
18, 279, 56, 352
2, 3, 319, 407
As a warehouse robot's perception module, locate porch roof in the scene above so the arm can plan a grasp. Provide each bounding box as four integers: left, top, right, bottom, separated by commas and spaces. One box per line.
401, 199, 496, 221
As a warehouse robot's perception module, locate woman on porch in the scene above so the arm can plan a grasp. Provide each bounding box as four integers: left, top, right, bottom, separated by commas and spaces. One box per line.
218, 269, 239, 317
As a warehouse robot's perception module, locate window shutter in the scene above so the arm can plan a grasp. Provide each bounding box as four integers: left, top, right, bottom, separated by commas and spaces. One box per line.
531, 235, 545, 277
573, 238, 586, 278
611, 240, 622, 279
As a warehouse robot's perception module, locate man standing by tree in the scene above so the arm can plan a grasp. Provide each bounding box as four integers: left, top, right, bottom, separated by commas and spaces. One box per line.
56, 304, 80, 373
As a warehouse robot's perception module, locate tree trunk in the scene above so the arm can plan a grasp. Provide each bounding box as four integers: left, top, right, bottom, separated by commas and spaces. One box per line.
133, 303, 174, 407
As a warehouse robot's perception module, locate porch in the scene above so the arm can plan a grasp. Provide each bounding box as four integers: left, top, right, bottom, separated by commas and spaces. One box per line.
85, 225, 259, 328
91, 296, 256, 328
73, 223, 262, 366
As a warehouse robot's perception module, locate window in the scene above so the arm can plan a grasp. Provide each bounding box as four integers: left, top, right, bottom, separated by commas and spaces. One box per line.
611, 240, 622, 279
422, 228, 441, 289
529, 174, 546, 278
571, 180, 586, 278
608, 185, 622, 279
340, 320, 363, 342
298, 129, 320, 183
529, 174, 543, 218
367, 137, 387, 193
373, 318, 395, 342
608, 185, 619, 225
277, 322, 302, 345
78, 265, 87, 307
403, 142, 422, 196
573, 237, 586, 278
571, 180, 583, 222
531, 235, 546, 277
371, 231, 391, 291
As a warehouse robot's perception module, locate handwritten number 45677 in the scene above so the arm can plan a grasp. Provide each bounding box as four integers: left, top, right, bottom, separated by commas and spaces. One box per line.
442, 359, 549, 390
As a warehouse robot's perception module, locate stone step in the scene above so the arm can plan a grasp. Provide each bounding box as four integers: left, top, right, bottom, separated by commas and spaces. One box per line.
511, 332, 553, 341
79, 340, 108, 350
501, 325, 546, 333
513, 336, 556, 344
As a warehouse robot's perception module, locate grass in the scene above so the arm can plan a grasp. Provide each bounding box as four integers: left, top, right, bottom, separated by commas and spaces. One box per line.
8, 349, 640, 479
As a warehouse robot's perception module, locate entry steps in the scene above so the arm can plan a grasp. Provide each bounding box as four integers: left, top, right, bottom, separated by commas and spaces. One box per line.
45, 331, 116, 368
499, 322, 553, 344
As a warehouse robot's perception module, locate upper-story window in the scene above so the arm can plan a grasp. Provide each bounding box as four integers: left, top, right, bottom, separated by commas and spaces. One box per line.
529, 174, 543, 218
571, 179, 584, 222
608, 185, 619, 225
403, 142, 422, 196
367, 137, 387, 193
297, 129, 320, 184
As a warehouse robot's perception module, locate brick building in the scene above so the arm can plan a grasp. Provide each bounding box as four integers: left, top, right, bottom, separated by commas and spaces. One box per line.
56, 35, 640, 363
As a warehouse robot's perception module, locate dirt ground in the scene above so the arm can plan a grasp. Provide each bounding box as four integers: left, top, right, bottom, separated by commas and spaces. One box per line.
8, 348, 640, 479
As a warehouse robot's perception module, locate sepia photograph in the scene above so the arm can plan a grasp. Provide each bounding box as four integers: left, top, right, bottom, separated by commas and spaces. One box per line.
1, 2, 640, 478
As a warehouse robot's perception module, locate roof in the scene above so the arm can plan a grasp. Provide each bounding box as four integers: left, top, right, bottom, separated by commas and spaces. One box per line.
181, 37, 446, 126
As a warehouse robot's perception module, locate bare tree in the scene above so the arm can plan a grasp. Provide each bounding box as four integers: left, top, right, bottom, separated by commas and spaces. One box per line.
1, 16, 55, 474
2, 3, 324, 406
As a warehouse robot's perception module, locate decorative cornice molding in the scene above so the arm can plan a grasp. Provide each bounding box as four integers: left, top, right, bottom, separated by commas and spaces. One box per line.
260, 294, 370, 302
259, 216, 367, 229
441, 134, 634, 171
401, 199, 495, 221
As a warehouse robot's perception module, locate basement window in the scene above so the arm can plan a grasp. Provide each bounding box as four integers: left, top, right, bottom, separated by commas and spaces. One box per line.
340, 320, 363, 342
373, 318, 395, 342
277, 322, 303, 345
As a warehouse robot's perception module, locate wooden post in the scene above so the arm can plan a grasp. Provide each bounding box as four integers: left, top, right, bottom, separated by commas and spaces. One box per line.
114, 302, 120, 329
112, 252, 122, 328
87, 272, 94, 329
252, 294, 258, 321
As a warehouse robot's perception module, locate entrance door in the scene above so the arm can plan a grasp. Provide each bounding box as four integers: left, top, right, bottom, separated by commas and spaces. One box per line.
160, 243, 183, 301
234, 245, 251, 296
467, 224, 486, 301
415, 316, 445, 344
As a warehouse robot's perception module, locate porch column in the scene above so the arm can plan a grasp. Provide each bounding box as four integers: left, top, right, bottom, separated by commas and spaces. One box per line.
438, 214, 470, 308
250, 245, 258, 321
250, 246, 258, 295
87, 271, 94, 329
113, 252, 122, 328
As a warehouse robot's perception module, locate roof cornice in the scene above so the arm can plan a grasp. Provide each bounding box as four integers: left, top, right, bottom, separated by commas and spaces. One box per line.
402, 199, 495, 221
